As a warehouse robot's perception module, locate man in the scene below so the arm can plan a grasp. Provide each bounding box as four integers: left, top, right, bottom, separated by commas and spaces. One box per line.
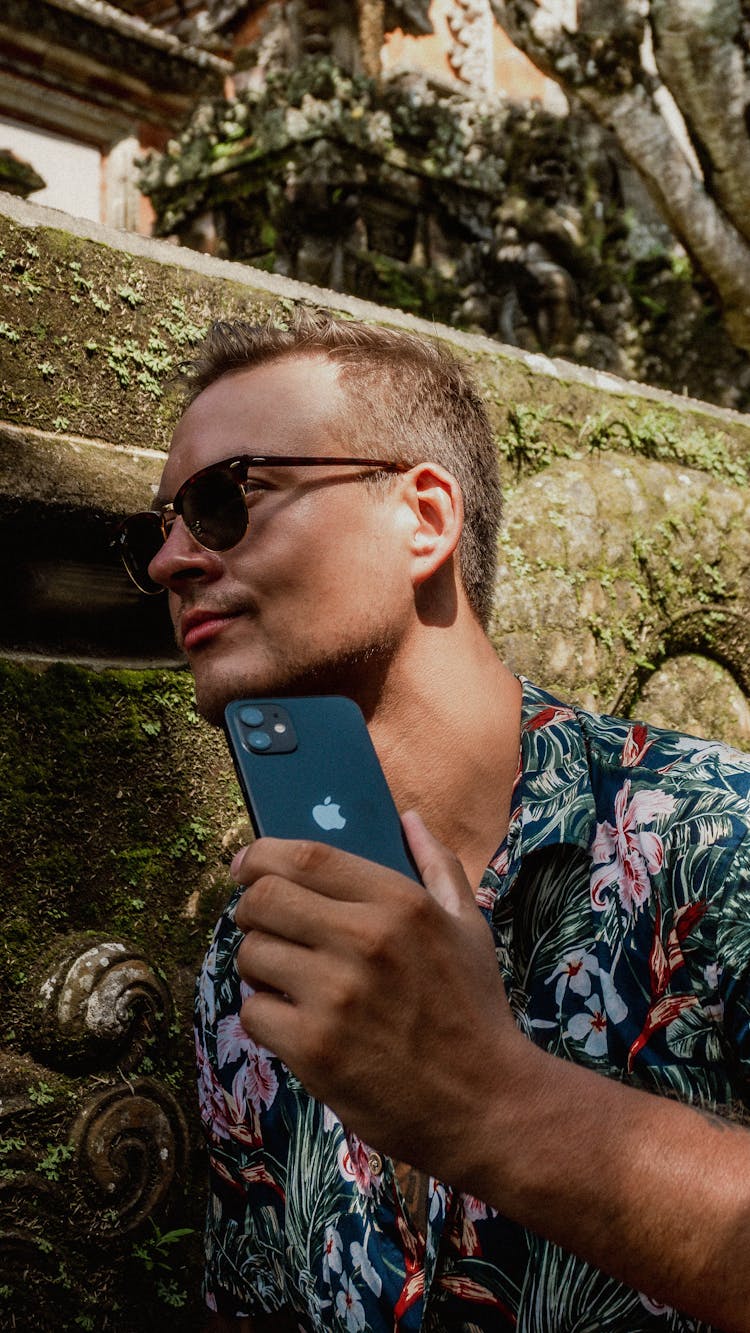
118, 311, 750, 1331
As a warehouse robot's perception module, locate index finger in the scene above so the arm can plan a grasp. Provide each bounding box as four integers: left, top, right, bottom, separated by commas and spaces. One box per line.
231, 835, 416, 904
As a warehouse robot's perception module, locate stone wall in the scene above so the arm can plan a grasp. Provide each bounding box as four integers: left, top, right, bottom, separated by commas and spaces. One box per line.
1, 189, 749, 1329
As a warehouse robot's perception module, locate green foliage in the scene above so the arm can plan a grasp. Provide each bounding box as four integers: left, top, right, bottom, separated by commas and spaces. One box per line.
498, 405, 576, 476
494, 397, 748, 486
156, 1277, 188, 1308
580, 408, 748, 485
117, 284, 144, 308
132, 1218, 195, 1274
28, 1081, 55, 1106
36, 1142, 74, 1180
166, 818, 211, 864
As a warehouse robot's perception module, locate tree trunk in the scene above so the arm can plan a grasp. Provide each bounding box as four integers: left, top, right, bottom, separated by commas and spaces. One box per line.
491, 0, 750, 355
358, 0, 385, 80
580, 81, 750, 353
650, 0, 750, 246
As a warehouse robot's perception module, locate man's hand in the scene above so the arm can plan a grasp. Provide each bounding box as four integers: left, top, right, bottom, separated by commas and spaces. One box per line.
232, 811, 518, 1177
232, 815, 750, 1331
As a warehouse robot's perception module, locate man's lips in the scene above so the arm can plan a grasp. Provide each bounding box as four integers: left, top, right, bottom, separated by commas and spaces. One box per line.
180, 609, 242, 651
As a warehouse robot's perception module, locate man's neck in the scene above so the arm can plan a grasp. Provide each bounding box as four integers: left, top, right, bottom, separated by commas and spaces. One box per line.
365, 623, 522, 888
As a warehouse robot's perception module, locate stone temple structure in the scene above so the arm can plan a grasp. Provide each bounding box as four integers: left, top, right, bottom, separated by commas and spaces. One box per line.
3, 1, 747, 404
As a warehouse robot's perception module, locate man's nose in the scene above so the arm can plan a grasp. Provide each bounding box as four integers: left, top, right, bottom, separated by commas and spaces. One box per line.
147, 517, 224, 592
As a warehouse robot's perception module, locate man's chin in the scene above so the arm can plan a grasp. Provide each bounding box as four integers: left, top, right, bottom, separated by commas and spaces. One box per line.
191, 668, 296, 728
194, 677, 309, 728
191, 641, 398, 727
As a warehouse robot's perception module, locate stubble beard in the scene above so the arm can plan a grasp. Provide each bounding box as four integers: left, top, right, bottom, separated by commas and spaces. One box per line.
192, 633, 400, 728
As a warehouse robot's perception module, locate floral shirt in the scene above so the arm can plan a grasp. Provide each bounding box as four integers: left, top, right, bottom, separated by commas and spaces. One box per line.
195, 679, 750, 1331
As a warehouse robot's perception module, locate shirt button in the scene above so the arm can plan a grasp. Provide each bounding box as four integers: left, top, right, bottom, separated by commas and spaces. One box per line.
367, 1151, 383, 1176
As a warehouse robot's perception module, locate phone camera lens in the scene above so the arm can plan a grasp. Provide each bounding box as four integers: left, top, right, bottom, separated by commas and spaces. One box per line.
239, 706, 265, 727
247, 730, 272, 751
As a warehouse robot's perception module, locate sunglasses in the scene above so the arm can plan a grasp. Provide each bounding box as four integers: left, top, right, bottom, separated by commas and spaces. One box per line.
115, 453, 408, 595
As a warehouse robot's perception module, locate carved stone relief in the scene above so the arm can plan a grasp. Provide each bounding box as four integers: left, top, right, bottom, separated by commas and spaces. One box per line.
637, 655, 750, 748
0, 937, 191, 1327
70, 1076, 189, 1233
34, 939, 173, 1070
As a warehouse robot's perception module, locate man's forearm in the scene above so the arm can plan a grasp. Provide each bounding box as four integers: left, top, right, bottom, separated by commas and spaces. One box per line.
232, 826, 750, 1330
455, 1037, 750, 1331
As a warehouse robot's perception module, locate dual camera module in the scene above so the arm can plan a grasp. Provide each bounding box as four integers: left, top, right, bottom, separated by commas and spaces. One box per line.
237, 703, 298, 754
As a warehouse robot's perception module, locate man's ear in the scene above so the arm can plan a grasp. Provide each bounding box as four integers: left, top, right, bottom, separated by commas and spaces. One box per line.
401, 463, 463, 589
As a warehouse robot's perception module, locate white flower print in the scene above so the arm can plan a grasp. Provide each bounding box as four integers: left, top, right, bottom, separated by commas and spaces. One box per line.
336, 1273, 366, 1331
591, 780, 677, 916
462, 1194, 497, 1222
599, 964, 628, 1024
567, 993, 608, 1058
216, 1012, 250, 1070
350, 1240, 382, 1296
337, 1132, 381, 1196
322, 1225, 343, 1283
234, 1047, 279, 1117
546, 950, 598, 1006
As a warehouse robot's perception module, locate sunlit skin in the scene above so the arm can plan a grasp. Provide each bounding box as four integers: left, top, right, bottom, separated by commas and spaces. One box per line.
151, 357, 411, 726
153, 355, 750, 1333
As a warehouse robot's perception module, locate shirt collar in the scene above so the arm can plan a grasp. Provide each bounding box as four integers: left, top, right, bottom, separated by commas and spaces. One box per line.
481, 678, 598, 903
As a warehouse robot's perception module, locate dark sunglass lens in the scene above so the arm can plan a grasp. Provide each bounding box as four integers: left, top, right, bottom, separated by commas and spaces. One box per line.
181, 470, 248, 551
119, 512, 164, 594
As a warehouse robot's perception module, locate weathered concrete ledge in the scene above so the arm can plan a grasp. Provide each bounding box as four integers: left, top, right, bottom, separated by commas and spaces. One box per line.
2, 187, 750, 726
4, 189, 750, 455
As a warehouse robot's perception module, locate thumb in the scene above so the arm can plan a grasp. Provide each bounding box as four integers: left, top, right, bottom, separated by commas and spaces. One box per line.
401, 809, 475, 917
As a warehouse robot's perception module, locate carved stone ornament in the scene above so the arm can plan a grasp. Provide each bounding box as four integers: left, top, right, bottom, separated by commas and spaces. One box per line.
70, 1077, 190, 1233
34, 938, 173, 1071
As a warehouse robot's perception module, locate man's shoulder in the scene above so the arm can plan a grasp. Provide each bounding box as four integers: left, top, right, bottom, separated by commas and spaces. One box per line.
525, 677, 750, 793
522, 678, 750, 866
576, 702, 750, 801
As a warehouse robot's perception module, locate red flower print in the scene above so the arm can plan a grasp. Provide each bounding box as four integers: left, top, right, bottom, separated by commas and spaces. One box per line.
622, 723, 653, 766
591, 780, 677, 915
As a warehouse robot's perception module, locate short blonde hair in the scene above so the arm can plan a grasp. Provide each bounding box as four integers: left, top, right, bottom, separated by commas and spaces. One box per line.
183, 310, 502, 626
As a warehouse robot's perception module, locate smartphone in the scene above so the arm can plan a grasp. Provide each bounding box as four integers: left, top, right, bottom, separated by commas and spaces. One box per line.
223, 696, 420, 883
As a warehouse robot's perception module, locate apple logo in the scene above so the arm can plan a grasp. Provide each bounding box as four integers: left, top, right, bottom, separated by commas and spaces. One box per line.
312, 796, 346, 831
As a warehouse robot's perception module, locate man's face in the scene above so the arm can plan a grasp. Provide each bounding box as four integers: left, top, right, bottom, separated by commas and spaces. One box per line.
149, 355, 412, 724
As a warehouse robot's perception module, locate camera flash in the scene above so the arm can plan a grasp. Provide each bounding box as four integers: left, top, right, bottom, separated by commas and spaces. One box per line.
274, 723, 287, 734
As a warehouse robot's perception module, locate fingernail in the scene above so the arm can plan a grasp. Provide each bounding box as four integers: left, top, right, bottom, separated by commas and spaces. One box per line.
230, 850, 243, 879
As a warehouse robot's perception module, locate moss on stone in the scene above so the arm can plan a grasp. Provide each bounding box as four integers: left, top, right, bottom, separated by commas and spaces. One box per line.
3, 206, 750, 484
0, 660, 241, 1033
0, 658, 252, 1325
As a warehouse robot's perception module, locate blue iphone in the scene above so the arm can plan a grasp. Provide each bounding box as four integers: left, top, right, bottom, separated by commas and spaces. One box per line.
223, 696, 421, 883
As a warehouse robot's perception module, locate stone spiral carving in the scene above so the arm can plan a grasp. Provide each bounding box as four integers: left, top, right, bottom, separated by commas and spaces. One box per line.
70, 1077, 189, 1233
36, 938, 173, 1070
